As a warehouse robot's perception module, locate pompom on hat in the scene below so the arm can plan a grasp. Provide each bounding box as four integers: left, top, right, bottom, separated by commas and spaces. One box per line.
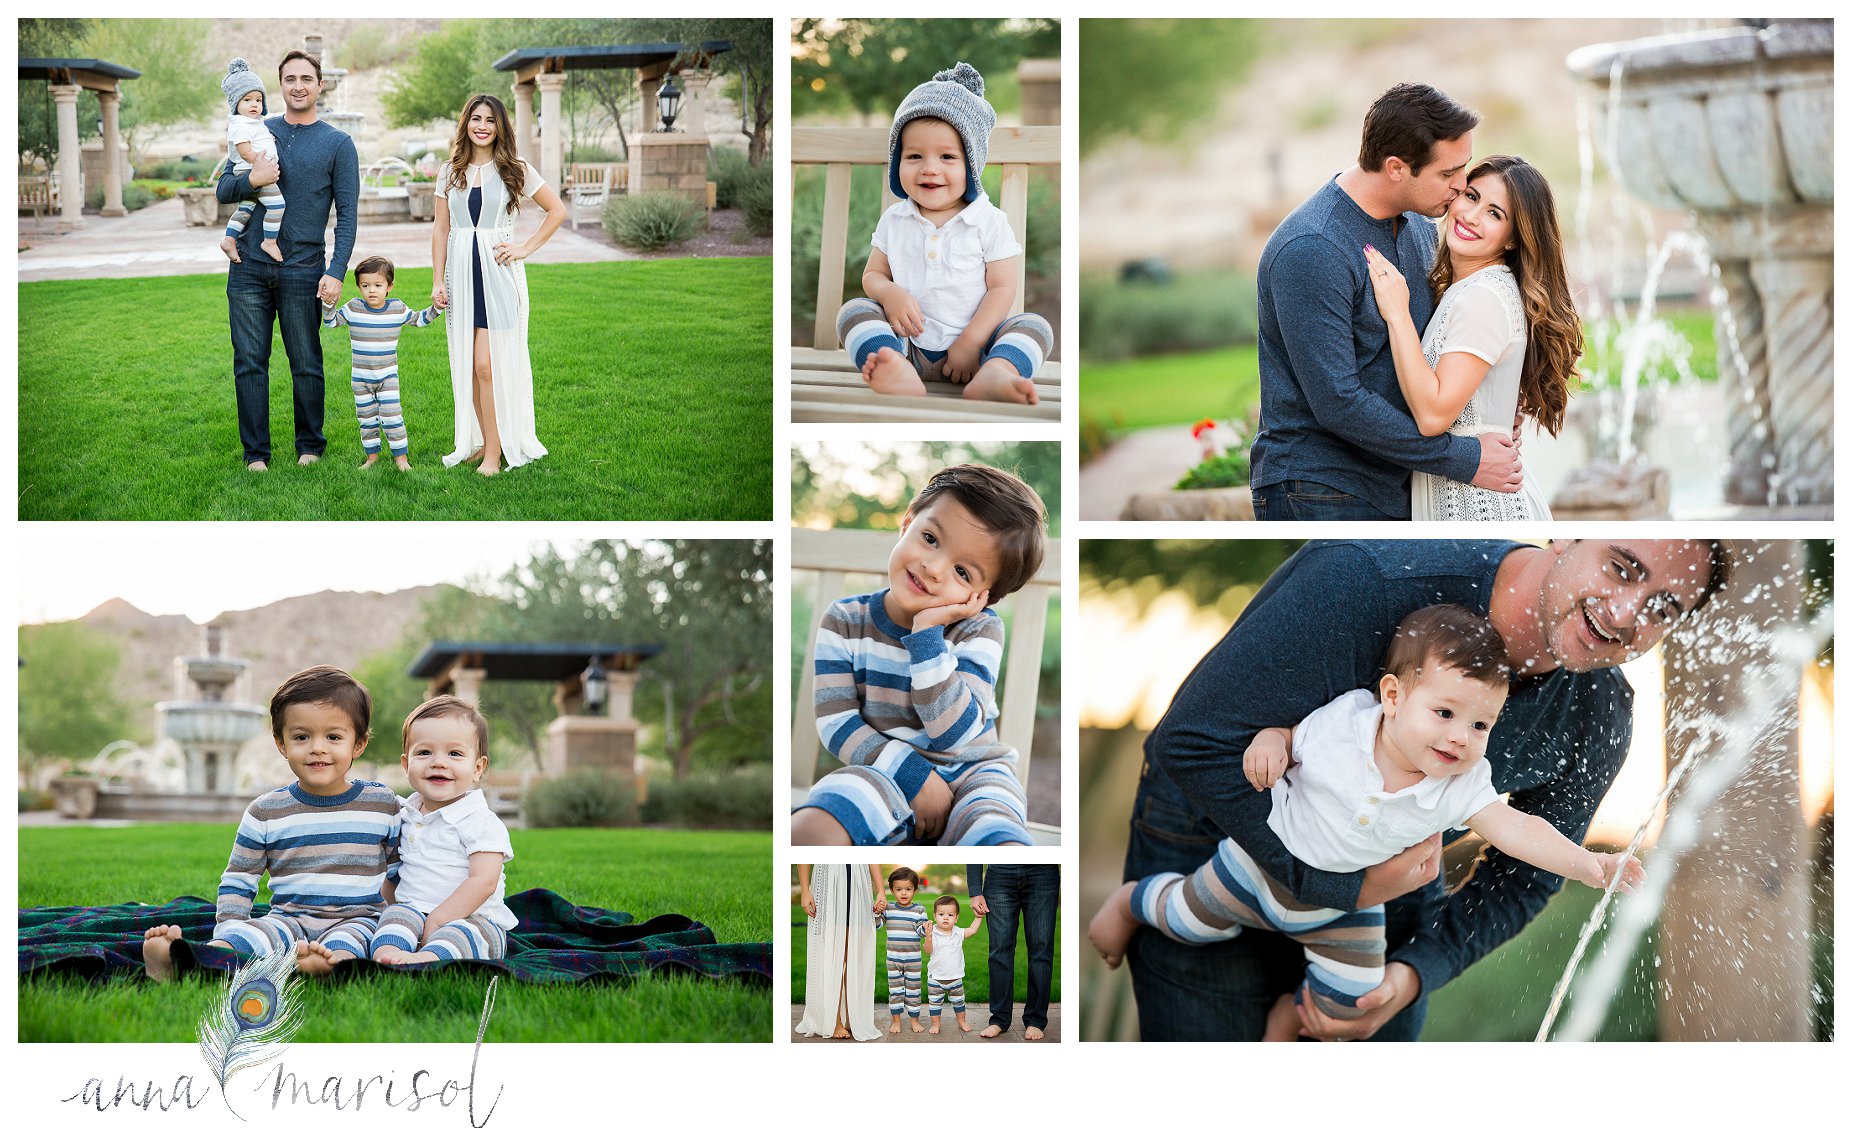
222, 58, 266, 115
887, 62, 996, 204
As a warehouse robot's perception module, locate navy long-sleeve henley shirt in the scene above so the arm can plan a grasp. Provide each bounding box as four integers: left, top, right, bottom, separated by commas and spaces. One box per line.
217, 115, 358, 283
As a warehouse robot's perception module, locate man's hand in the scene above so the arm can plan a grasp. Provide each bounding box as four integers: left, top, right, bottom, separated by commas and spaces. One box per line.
910, 772, 954, 842
247, 153, 279, 188
1470, 431, 1523, 494
1357, 833, 1441, 908
1296, 962, 1419, 1041
317, 276, 343, 306
912, 589, 988, 633
878, 288, 924, 338
942, 337, 983, 383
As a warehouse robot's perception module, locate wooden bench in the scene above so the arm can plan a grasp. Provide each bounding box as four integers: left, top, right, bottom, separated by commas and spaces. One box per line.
566, 161, 627, 230
790, 526, 1060, 845
18, 174, 54, 221
792, 126, 1062, 424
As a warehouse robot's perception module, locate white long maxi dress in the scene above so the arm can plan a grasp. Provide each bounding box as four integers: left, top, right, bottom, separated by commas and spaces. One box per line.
794, 864, 880, 1040
1410, 263, 1552, 521
439, 160, 549, 469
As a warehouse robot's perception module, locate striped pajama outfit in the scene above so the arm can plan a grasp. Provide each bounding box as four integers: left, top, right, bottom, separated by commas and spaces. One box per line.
879, 903, 929, 1018
800, 591, 1033, 846
368, 904, 509, 962
837, 298, 1054, 385
322, 297, 441, 456
927, 976, 966, 1018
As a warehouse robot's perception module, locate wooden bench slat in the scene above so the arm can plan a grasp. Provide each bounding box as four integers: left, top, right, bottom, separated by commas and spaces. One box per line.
790, 566, 847, 792
997, 584, 1049, 798
792, 368, 1062, 400
814, 163, 854, 347
999, 164, 1030, 316
792, 527, 1059, 584
791, 392, 1058, 423
791, 348, 1061, 383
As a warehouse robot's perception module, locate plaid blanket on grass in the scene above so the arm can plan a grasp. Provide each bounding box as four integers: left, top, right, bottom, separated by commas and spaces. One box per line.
20, 888, 770, 985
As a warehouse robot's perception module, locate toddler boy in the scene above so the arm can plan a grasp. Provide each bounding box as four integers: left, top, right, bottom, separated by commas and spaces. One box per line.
922, 895, 984, 1034
322, 255, 442, 470
879, 867, 931, 1032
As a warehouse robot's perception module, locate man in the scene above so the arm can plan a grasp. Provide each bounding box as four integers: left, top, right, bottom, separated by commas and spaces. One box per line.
1249, 83, 1523, 521
216, 50, 358, 471
967, 864, 1058, 1041
1122, 539, 1726, 1039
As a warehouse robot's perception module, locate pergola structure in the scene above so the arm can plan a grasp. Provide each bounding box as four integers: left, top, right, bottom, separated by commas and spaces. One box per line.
19, 57, 141, 230
490, 41, 730, 188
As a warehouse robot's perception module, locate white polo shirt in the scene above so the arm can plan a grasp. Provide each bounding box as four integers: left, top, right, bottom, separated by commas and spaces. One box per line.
393, 788, 517, 930
926, 923, 966, 982
870, 193, 1023, 352
1265, 688, 1501, 873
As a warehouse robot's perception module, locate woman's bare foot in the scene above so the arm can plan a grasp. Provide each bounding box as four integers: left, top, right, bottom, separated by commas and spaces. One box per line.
979, 1023, 1003, 1039
962, 358, 1038, 405
393, 455, 411, 472
260, 238, 283, 262
861, 347, 927, 396
831, 1021, 852, 1040
956, 1014, 972, 1032
1262, 993, 1302, 1042
142, 925, 183, 982
1088, 881, 1140, 969
476, 448, 502, 477
220, 236, 241, 262
1024, 1026, 1045, 1041
461, 449, 485, 466
359, 454, 379, 470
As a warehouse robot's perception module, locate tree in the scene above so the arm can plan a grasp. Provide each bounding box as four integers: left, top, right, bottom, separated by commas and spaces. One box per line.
792, 440, 1062, 533
18, 19, 93, 170
381, 19, 509, 129
19, 621, 135, 768
17, 20, 217, 168
653, 18, 775, 164
1078, 20, 1263, 155
792, 19, 1058, 124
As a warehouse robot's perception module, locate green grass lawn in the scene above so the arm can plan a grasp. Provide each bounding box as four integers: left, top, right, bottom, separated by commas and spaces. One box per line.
20, 824, 772, 1042
19, 258, 772, 520
791, 893, 1062, 1008
1080, 345, 1260, 433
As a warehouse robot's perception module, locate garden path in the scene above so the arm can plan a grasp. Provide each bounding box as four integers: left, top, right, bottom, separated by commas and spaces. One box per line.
789, 1004, 1062, 1043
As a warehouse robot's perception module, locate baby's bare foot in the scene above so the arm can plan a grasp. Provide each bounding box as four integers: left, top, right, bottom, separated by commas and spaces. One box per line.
861, 347, 927, 396
957, 1015, 972, 1032
142, 925, 183, 982
888, 1017, 902, 1034
1088, 881, 1140, 969
387, 950, 441, 967
1262, 993, 1301, 1042
393, 455, 411, 472
295, 940, 341, 977
962, 358, 1038, 405
909, 1019, 925, 1034
928, 1021, 941, 1035
359, 454, 379, 470
220, 236, 242, 263
260, 238, 282, 262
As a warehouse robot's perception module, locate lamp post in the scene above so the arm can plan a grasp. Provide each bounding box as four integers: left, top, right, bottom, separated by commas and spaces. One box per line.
656, 75, 683, 132
580, 655, 608, 716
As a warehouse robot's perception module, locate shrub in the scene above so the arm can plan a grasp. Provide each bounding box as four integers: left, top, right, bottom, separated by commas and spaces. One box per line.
135, 157, 210, 183
641, 765, 772, 829
1080, 269, 1258, 362
1175, 450, 1251, 490
567, 143, 622, 163
737, 164, 773, 237
338, 23, 407, 71
18, 789, 53, 813
84, 181, 156, 212
522, 768, 639, 828
708, 145, 755, 209
602, 190, 704, 251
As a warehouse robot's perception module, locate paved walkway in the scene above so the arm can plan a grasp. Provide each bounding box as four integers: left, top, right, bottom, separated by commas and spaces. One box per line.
789, 1003, 1061, 1043
18, 198, 641, 283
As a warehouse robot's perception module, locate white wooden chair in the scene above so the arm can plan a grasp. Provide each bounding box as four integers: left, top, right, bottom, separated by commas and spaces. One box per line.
792, 126, 1062, 423
566, 162, 624, 230
790, 527, 1060, 845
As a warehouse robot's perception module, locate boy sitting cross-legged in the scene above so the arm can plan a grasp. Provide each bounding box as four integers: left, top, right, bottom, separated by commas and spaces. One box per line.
143, 666, 401, 980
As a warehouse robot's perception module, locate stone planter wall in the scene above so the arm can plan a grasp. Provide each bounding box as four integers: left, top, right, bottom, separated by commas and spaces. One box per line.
629, 133, 712, 220
1121, 486, 1254, 521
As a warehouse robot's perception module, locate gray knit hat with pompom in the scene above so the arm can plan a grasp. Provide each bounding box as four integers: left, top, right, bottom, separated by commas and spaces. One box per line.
887, 62, 995, 204
222, 58, 266, 115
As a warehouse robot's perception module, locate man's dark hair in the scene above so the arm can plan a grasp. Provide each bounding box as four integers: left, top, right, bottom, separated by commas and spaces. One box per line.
353, 255, 395, 285
270, 665, 371, 743
932, 895, 959, 914
1380, 604, 1512, 691
904, 464, 1047, 606
1358, 82, 1479, 174
887, 867, 922, 891
279, 50, 323, 83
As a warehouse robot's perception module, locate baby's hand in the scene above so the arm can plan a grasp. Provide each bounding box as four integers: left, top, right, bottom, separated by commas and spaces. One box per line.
1243, 738, 1290, 791
912, 590, 988, 633
1585, 851, 1645, 893
942, 338, 982, 383
880, 288, 924, 338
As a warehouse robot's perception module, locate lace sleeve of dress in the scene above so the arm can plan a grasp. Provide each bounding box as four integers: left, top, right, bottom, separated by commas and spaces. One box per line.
1435, 270, 1521, 366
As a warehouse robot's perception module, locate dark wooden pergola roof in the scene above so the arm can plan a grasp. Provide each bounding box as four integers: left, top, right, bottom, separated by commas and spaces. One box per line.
491, 42, 730, 74
409, 641, 661, 681
18, 57, 141, 89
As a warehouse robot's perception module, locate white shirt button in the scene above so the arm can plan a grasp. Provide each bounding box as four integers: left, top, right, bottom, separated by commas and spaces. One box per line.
1357, 816, 1371, 826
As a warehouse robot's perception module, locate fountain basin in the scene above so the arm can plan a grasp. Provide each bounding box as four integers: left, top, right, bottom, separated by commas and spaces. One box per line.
157, 701, 267, 746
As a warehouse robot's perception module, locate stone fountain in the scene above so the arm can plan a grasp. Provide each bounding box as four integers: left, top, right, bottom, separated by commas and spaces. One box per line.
1567, 20, 1833, 514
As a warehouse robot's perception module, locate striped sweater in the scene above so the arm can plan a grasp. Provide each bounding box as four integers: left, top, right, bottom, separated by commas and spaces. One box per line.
813, 590, 1012, 801
215, 780, 402, 923
322, 297, 441, 380
878, 901, 930, 957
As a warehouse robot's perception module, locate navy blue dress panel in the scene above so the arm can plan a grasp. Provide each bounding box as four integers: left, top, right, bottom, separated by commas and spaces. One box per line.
469, 186, 489, 329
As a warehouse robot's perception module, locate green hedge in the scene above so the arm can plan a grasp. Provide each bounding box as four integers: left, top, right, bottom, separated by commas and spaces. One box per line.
1080, 269, 1257, 362
522, 768, 639, 828
603, 190, 705, 251
641, 765, 772, 830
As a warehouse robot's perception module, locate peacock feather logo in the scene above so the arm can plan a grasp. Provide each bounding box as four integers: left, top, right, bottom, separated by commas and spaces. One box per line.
197, 945, 303, 1119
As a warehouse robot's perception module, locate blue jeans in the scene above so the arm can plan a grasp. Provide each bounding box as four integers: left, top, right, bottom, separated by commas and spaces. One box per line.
977, 866, 1058, 1032
1122, 765, 1427, 1041
228, 259, 326, 464
1252, 479, 1401, 522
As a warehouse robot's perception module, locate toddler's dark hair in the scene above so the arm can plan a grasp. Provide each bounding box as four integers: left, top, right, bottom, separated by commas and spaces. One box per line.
887, 867, 922, 891
904, 464, 1047, 606
1379, 604, 1512, 692
932, 895, 959, 914
270, 665, 372, 744
1358, 82, 1479, 174
401, 695, 489, 762
353, 255, 395, 285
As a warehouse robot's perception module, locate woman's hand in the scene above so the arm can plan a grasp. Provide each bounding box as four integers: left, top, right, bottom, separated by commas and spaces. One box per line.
432, 282, 448, 311
1363, 245, 1413, 326
801, 885, 817, 917
493, 240, 531, 267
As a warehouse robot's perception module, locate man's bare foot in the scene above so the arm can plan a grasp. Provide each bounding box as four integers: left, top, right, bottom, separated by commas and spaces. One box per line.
1024, 1026, 1045, 1041
359, 454, 379, 470
888, 1016, 902, 1034
297, 453, 320, 467
260, 238, 283, 262
1262, 993, 1301, 1042
1088, 881, 1140, 969
956, 1015, 972, 1032
909, 1019, 925, 1033
142, 925, 183, 982
861, 347, 927, 396
962, 358, 1038, 405
247, 460, 267, 472
979, 1023, 1003, 1039
220, 236, 242, 263
393, 455, 411, 472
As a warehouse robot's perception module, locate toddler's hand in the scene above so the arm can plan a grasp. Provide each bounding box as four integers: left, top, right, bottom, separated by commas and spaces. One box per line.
910, 772, 954, 842
912, 590, 988, 632
872, 896, 888, 914
880, 289, 925, 338
1586, 851, 1645, 893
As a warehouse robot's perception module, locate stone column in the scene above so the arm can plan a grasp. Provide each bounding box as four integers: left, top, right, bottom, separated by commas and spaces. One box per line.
535, 72, 568, 189
512, 80, 537, 166
448, 666, 487, 707
678, 71, 711, 135
51, 83, 85, 231
638, 75, 660, 133
97, 89, 127, 216
1752, 254, 1834, 506
1658, 540, 1813, 1040
1018, 58, 1060, 125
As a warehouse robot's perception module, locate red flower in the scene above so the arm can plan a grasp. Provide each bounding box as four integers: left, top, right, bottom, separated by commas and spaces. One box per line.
1190, 418, 1217, 440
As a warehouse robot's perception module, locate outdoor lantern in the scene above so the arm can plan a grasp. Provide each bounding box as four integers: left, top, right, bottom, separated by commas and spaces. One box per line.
581, 655, 609, 715
657, 76, 683, 132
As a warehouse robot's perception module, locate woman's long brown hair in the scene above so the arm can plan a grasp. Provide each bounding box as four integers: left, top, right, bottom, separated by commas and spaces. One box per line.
445, 93, 525, 216
1427, 155, 1581, 436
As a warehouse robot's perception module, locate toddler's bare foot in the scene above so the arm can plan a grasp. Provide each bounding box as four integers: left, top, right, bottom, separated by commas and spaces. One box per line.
359, 454, 379, 470
220, 236, 241, 263
888, 1016, 902, 1034
979, 1023, 1003, 1039
909, 1019, 925, 1034
393, 951, 441, 967
1024, 1026, 1045, 1041
928, 1020, 941, 1035
956, 1015, 971, 1032
1088, 881, 1140, 969
861, 347, 927, 396
142, 925, 183, 983
393, 455, 411, 472
260, 238, 282, 262
295, 940, 342, 977
1262, 993, 1301, 1042
962, 358, 1038, 405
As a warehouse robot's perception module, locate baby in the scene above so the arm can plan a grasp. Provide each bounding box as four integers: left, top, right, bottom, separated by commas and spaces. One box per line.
369, 696, 517, 966
792, 464, 1047, 847
839, 62, 1052, 406
220, 58, 285, 263
143, 666, 400, 980
322, 255, 442, 471
1088, 604, 1646, 1039
878, 867, 932, 1033
921, 895, 984, 1034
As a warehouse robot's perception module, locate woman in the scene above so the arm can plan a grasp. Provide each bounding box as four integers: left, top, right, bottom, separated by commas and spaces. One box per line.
794, 864, 882, 1040
431, 94, 569, 476
1364, 154, 1580, 520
